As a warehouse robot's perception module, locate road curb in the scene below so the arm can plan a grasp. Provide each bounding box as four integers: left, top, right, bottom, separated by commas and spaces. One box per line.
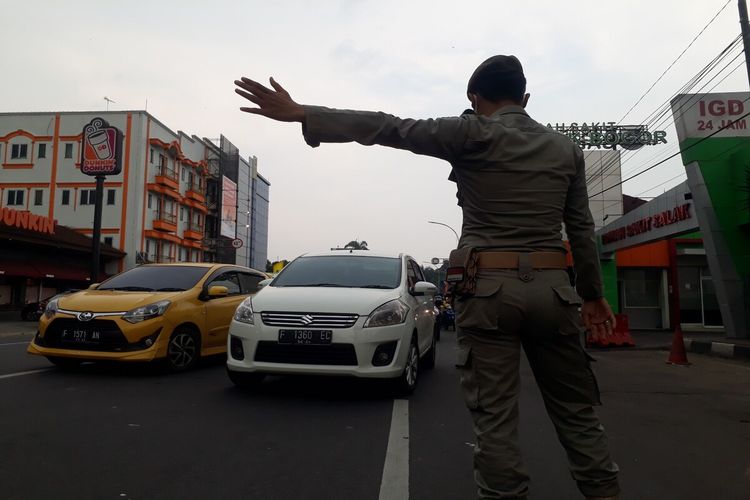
684, 339, 750, 362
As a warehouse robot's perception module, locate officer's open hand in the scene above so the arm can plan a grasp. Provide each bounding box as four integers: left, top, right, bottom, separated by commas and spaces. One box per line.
581, 298, 616, 341
234, 77, 305, 123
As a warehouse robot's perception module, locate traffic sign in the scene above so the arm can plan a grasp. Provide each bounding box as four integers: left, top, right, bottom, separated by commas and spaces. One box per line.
231, 238, 243, 249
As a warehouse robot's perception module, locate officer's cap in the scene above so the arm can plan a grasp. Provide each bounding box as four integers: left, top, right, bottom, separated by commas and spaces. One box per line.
467, 55, 526, 101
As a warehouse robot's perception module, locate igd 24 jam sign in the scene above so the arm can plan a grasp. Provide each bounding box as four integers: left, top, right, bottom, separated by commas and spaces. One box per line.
80, 118, 123, 176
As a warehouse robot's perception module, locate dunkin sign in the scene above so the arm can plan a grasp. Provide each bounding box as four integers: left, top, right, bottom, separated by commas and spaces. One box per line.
80, 118, 122, 176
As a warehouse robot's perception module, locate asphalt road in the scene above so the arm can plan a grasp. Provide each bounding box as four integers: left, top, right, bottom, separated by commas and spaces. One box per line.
1, 326, 749, 500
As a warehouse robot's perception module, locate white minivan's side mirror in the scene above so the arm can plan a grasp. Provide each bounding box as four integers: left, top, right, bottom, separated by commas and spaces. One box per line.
412, 281, 438, 296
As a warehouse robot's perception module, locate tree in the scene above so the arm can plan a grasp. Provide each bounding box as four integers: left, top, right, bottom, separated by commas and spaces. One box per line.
344, 240, 368, 250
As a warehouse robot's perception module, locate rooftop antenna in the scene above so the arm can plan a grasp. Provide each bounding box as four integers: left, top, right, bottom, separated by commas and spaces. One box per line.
103, 96, 116, 111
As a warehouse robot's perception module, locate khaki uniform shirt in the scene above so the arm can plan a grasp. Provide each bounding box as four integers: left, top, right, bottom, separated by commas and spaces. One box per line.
302, 105, 603, 300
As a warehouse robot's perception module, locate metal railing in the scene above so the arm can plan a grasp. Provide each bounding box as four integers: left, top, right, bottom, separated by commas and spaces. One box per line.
156, 163, 178, 181
153, 210, 176, 225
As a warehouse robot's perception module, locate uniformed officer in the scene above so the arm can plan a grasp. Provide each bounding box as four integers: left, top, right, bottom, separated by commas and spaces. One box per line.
234, 55, 620, 500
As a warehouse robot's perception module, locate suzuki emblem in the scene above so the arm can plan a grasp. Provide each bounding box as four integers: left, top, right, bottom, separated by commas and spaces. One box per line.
300, 315, 314, 325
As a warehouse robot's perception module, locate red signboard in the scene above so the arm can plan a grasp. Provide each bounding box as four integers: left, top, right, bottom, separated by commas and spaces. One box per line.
80, 118, 122, 176
0, 206, 55, 234
601, 203, 692, 245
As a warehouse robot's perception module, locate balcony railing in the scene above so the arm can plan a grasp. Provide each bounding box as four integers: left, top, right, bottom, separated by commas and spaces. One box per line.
156, 163, 178, 181
188, 182, 205, 194
185, 221, 204, 233
154, 210, 177, 225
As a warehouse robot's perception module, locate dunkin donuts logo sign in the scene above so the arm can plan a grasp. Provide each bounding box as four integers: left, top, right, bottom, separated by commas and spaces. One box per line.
80, 118, 122, 176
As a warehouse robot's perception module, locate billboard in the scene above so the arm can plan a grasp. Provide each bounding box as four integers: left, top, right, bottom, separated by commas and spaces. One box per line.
221, 176, 237, 238
81, 118, 122, 176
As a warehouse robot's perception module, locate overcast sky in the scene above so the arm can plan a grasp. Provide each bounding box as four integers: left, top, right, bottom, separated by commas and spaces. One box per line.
1, 0, 745, 267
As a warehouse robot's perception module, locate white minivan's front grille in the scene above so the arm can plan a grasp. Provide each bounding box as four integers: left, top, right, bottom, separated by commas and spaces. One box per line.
261, 312, 359, 329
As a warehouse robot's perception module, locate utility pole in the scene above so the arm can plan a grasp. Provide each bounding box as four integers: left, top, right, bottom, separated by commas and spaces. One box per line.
739, 0, 750, 87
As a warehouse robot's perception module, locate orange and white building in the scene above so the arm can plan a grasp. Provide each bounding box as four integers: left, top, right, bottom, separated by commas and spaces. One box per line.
1, 110, 225, 273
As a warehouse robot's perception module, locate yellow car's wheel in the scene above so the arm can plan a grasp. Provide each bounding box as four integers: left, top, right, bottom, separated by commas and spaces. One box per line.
166, 328, 200, 372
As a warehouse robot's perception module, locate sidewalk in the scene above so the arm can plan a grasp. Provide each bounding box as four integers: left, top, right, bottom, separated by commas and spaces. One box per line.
595, 329, 750, 363
0, 310, 38, 338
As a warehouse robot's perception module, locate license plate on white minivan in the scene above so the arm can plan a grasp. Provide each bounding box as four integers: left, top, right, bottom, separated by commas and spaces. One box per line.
278, 330, 332, 345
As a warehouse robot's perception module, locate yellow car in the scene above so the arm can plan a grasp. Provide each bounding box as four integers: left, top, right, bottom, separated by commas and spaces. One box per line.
28, 263, 269, 371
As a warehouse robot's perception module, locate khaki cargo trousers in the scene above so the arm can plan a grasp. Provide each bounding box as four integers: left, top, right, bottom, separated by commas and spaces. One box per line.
454, 268, 620, 499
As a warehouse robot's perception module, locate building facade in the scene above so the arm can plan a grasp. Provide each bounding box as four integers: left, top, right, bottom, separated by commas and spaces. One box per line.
0, 111, 270, 282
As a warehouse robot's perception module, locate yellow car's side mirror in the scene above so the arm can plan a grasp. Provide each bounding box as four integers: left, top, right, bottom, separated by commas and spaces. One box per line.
207, 285, 229, 298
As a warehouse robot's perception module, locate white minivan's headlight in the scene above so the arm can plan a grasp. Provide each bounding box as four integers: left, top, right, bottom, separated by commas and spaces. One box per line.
122, 300, 171, 324
234, 297, 254, 325
364, 299, 409, 328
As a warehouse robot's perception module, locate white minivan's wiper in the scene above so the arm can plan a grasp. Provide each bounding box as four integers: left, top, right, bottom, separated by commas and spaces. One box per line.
298, 283, 347, 287
358, 285, 393, 289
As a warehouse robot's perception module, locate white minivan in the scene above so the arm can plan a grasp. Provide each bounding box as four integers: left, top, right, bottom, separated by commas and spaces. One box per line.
226, 250, 438, 394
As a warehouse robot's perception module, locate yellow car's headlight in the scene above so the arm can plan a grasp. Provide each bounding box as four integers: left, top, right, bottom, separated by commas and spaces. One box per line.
122, 300, 171, 324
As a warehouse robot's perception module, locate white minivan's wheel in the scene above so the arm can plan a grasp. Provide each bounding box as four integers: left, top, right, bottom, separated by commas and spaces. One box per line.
422, 333, 436, 370
394, 337, 419, 396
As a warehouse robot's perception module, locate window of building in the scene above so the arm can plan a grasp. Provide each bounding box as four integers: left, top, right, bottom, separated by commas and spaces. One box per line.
180, 207, 186, 222
11, 144, 28, 159
159, 154, 166, 168
104, 237, 113, 247
622, 269, 661, 308
64, 143, 73, 159
150, 148, 155, 164
179, 247, 187, 262
147, 194, 153, 209
7, 190, 24, 206
34, 189, 43, 206
61, 190, 70, 206
107, 189, 116, 205
38, 143, 47, 159
80, 189, 96, 206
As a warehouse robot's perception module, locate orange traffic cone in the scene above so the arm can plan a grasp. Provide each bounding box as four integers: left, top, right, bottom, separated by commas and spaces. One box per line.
667, 327, 690, 365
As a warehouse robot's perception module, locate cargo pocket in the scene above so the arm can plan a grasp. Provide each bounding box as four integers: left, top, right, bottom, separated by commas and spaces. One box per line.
455, 345, 479, 410
552, 285, 584, 336
455, 280, 502, 332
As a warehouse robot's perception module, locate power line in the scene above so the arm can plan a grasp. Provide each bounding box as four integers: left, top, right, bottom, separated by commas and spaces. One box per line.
617, 0, 733, 124
588, 101, 750, 199
585, 38, 744, 184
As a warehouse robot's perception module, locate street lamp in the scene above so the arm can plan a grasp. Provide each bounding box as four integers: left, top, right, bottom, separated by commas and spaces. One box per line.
427, 220, 459, 244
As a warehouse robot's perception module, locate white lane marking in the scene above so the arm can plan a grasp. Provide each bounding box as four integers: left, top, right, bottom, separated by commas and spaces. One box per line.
0, 341, 32, 347
0, 368, 53, 380
378, 399, 409, 500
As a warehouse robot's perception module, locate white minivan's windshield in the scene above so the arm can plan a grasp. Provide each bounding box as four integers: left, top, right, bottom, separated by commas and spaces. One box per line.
98, 266, 211, 292
272, 256, 401, 289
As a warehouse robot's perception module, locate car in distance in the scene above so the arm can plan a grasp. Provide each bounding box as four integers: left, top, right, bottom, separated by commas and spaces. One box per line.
226, 250, 438, 394
28, 263, 269, 371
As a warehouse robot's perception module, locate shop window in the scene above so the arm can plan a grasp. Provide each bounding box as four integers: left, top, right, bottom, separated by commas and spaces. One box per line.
104, 236, 113, 247
107, 189, 116, 205
622, 269, 660, 308
11, 144, 28, 159
7, 189, 24, 206
80, 189, 96, 206
64, 143, 73, 159
61, 190, 70, 206
38, 143, 47, 159
34, 190, 43, 206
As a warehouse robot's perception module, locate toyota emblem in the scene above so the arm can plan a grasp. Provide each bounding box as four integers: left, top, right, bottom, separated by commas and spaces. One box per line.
78, 311, 95, 322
